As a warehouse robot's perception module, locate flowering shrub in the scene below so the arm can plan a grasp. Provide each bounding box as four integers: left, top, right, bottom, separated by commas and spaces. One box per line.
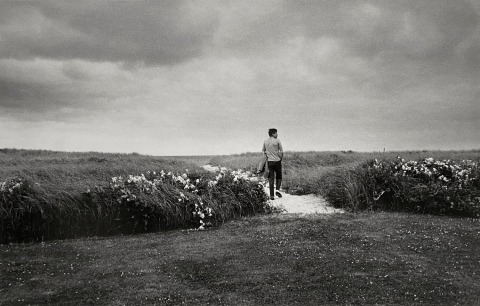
0, 177, 25, 194
1, 167, 270, 243
192, 201, 214, 230
106, 170, 219, 231
354, 157, 480, 216
210, 169, 271, 215
106, 167, 271, 230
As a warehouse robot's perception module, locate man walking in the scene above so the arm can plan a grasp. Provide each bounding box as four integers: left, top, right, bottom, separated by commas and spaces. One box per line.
262, 128, 283, 200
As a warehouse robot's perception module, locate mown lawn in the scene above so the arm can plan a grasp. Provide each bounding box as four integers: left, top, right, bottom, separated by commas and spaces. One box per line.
1, 212, 479, 305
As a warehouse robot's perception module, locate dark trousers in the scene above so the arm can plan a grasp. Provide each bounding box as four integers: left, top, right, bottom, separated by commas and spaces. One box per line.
267, 161, 282, 197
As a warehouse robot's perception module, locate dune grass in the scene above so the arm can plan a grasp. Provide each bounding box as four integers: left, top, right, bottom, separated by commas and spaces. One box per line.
0, 149, 205, 193
1, 212, 479, 305
0, 149, 268, 243
2, 149, 479, 244
209, 150, 480, 217
210, 150, 478, 188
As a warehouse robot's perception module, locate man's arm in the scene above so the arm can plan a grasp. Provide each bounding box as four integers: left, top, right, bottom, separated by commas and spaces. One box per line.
278, 140, 284, 160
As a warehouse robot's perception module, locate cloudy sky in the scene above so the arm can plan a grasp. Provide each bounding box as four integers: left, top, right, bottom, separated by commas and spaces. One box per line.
0, 0, 479, 155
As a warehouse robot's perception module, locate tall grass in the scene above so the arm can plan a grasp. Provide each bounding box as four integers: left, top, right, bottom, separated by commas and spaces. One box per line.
208, 150, 480, 217
0, 149, 268, 243
0, 149, 203, 192
3, 148, 479, 243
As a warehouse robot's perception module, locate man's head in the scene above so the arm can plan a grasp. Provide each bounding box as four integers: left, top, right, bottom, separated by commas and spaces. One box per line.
268, 128, 278, 137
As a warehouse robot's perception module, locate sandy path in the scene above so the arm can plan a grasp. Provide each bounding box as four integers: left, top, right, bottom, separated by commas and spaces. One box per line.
263, 186, 344, 215
202, 165, 344, 215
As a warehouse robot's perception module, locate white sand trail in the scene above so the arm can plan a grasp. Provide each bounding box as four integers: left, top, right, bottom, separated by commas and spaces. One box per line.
202, 165, 344, 215
264, 186, 344, 215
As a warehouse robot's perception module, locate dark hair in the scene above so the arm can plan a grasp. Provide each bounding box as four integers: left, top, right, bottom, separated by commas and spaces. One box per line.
268, 128, 277, 136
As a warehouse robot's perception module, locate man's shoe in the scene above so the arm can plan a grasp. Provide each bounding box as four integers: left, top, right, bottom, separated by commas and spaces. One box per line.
275, 191, 282, 198
270, 196, 275, 200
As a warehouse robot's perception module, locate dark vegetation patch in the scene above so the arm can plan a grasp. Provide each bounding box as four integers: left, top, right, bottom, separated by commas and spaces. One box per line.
0, 150, 268, 243
1, 213, 479, 305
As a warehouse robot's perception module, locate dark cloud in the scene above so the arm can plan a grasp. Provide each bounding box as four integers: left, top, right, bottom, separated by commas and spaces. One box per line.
0, 1, 218, 66
286, 0, 479, 59
0, 78, 54, 109
214, 0, 479, 100
2, 0, 478, 70
0, 60, 120, 117
292, 0, 480, 100
0, 75, 96, 116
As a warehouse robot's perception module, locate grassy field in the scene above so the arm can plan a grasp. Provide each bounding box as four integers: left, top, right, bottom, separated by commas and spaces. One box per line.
1, 149, 479, 243
0, 149, 208, 194
1, 149, 480, 304
1, 212, 479, 305
2, 148, 479, 196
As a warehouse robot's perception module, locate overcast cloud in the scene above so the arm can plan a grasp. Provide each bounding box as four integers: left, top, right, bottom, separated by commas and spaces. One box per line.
0, 0, 479, 155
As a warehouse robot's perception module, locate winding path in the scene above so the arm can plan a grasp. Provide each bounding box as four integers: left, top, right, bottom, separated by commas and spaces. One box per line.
202, 165, 344, 215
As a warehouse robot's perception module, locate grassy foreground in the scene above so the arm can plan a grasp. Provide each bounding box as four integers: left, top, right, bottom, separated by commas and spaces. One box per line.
1, 212, 479, 305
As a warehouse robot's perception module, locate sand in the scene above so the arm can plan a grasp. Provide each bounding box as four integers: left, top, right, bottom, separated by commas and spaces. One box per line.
263, 186, 344, 215
202, 165, 344, 215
